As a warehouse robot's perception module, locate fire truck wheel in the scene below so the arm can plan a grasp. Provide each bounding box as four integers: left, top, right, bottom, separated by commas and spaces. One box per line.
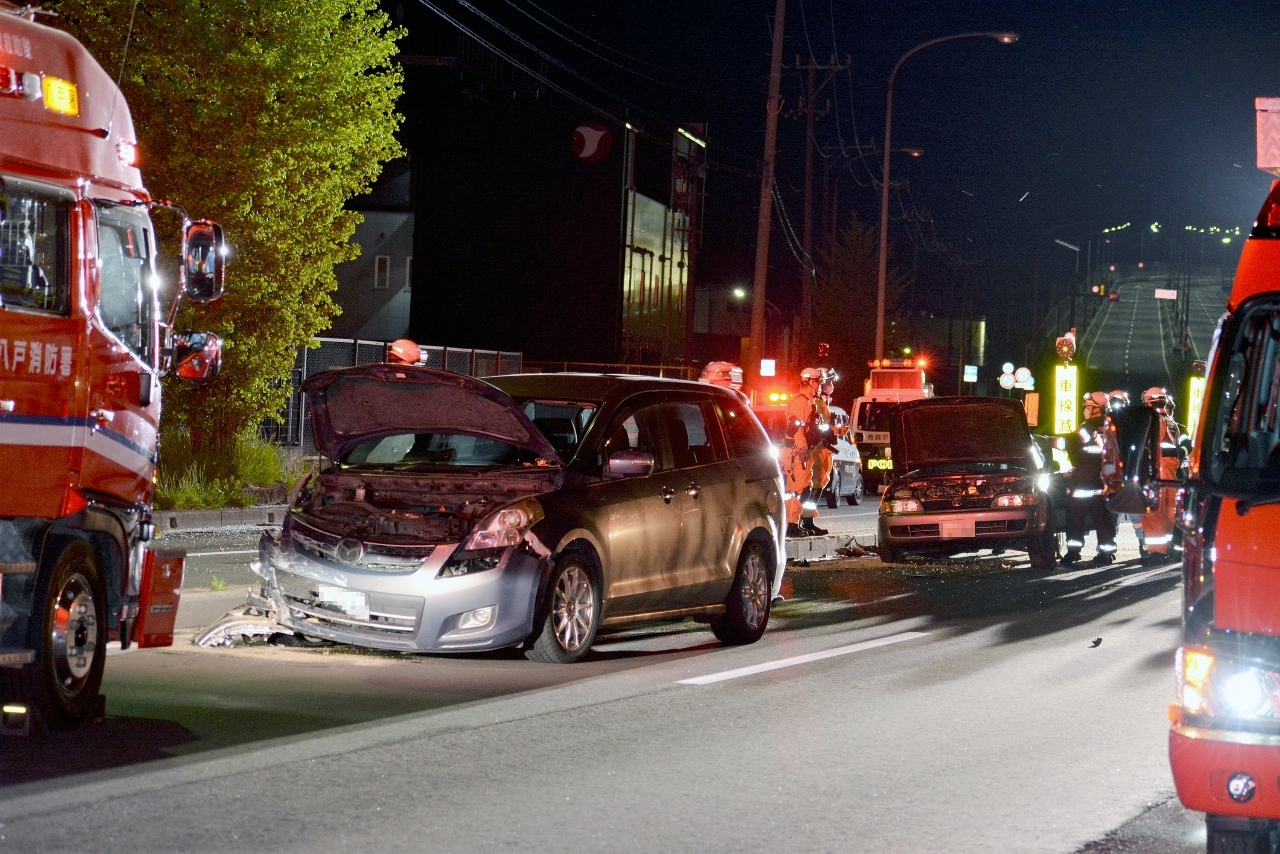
15, 541, 107, 729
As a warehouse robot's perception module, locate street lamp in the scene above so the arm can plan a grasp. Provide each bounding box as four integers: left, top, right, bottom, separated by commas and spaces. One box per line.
875, 31, 1018, 359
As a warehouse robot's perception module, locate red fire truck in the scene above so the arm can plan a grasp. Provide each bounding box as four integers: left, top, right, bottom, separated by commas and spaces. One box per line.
1101, 100, 1280, 852
0, 6, 225, 734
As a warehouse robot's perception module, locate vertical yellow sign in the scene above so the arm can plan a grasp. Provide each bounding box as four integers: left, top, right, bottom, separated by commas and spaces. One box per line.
1187, 375, 1207, 440
1054, 365, 1078, 434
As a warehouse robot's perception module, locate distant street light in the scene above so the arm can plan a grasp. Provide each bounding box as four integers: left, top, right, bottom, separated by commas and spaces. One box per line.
875, 31, 1018, 359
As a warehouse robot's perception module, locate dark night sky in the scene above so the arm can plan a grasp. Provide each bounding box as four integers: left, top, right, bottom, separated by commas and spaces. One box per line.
407, 0, 1280, 359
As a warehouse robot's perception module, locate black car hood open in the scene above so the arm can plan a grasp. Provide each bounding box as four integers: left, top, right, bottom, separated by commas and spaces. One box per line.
302, 364, 561, 464
889, 397, 1034, 473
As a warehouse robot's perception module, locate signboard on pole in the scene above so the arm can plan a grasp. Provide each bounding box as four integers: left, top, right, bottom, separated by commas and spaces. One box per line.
1054, 364, 1078, 434
1154, 288, 1179, 300
963, 364, 978, 383
1024, 391, 1040, 428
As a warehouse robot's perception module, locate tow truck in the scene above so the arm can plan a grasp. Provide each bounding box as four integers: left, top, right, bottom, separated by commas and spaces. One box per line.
0, 5, 225, 734
849, 358, 934, 494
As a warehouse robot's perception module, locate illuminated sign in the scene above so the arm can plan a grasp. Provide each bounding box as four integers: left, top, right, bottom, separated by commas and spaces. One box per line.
760, 359, 776, 377
866, 457, 894, 471
1187, 375, 1207, 439
963, 364, 978, 383
42, 76, 78, 116
1054, 364, 1078, 435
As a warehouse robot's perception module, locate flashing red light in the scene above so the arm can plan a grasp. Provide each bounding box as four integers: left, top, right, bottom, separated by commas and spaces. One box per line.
0, 67, 19, 97
916, 358, 927, 368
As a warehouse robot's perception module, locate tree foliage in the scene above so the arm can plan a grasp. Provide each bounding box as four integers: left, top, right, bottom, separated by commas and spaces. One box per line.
814, 214, 910, 388
52, 0, 404, 450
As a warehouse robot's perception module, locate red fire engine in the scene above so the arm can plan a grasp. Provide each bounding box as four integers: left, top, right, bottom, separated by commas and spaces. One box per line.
0, 6, 225, 733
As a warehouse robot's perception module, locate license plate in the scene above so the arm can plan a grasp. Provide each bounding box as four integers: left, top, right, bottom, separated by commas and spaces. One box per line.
317, 584, 370, 621
940, 519, 975, 539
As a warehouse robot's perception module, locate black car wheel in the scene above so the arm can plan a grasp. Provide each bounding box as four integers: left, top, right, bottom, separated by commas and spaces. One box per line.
527, 553, 600, 664
878, 542, 899, 564
845, 470, 864, 506
1028, 525, 1057, 570
710, 541, 771, 645
825, 469, 839, 509
6, 541, 107, 729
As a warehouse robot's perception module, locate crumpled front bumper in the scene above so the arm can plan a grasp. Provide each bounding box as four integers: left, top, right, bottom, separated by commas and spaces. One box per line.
257, 534, 545, 653
878, 504, 1047, 552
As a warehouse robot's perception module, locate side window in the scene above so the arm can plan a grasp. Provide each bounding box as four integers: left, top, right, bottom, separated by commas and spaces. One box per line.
716, 400, 772, 460
0, 178, 72, 315
659, 401, 725, 469
603, 404, 666, 471
96, 206, 155, 361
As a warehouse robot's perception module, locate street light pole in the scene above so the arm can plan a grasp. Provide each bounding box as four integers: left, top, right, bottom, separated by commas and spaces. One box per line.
875, 31, 1018, 359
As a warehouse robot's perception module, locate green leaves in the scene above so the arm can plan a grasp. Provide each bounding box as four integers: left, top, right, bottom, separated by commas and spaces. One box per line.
54, 0, 404, 450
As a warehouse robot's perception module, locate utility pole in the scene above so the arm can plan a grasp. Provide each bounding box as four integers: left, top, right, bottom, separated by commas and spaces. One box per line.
748, 0, 786, 397
793, 57, 848, 363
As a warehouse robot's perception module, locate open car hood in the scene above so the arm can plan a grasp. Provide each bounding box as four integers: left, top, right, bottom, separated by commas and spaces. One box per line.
302, 364, 561, 464
889, 397, 1034, 473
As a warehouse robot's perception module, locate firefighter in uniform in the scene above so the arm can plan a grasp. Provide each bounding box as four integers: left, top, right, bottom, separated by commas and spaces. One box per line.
807, 374, 845, 527
1062, 390, 1118, 566
782, 368, 825, 538
1139, 386, 1184, 561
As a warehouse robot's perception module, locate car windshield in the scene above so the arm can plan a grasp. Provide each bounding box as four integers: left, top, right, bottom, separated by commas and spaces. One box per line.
338, 432, 546, 470
856, 402, 898, 431
516, 399, 598, 461
1204, 302, 1280, 495
898, 403, 1031, 469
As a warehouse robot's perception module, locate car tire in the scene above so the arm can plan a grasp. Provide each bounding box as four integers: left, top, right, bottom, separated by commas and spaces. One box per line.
845, 470, 864, 506
879, 542, 899, 564
6, 540, 107, 730
825, 469, 839, 509
1028, 526, 1056, 570
710, 541, 771, 645
526, 553, 600, 664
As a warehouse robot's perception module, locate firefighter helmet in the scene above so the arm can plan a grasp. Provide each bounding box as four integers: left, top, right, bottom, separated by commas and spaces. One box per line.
1142, 386, 1170, 409
1083, 391, 1110, 411
387, 339, 421, 365
1108, 389, 1130, 409
800, 367, 824, 384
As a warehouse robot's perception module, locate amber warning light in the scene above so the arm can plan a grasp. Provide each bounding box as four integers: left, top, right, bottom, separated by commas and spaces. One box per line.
41, 76, 78, 116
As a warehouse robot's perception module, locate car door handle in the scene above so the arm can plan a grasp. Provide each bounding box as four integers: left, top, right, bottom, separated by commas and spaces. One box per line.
660, 486, 676, 504
685, 482, 701, 498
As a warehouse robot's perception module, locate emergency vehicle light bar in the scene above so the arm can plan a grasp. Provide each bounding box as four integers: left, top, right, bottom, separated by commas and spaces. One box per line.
869, 358, 927, 369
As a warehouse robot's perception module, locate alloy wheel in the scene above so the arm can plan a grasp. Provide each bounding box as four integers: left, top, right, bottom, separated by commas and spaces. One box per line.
551, 565, 596, 652
739, 550, 769, 630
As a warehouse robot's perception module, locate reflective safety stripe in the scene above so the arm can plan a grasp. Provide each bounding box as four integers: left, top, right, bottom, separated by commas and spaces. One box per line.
1066, 539, 1084, 548
1099, 543, 1118, 552
1082, 445, 1103, 454
1160, 443, 1178, 450
801, 502, 818, 511
1072, 488, 1101, 498
1145, 534, 1173, 545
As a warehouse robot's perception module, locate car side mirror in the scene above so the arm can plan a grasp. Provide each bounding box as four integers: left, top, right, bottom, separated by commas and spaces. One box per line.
182, 220, 226, 302
605, 450, 654, 479
171, 331, 222, 380
1102, 405, 1161, 514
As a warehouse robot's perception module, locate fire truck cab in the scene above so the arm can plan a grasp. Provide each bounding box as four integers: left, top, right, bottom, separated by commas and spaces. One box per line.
0, 6, 225, 733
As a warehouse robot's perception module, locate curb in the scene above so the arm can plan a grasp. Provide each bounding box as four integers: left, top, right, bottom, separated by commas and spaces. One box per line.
786, 530, 876, 562
158, 505, 288, 533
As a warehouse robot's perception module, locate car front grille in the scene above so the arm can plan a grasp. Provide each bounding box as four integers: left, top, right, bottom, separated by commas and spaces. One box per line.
889, 524, 941, 538
921, 498, 993, 512
289, 519, 436, 572
975, 519, 1028, 535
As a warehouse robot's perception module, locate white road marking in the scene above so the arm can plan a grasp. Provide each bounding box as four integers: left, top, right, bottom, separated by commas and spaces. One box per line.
677, 631, 929, 685
184, 549, 259, 558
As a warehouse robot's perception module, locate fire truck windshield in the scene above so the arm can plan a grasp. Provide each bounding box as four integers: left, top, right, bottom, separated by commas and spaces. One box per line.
1205, 301, 1280, 495
0, 177, 72, 315
97, 205, 155, 360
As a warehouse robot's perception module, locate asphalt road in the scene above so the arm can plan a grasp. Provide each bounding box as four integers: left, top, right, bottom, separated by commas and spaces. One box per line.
0, 524, 1209, 853
1080, 269, 1223, 400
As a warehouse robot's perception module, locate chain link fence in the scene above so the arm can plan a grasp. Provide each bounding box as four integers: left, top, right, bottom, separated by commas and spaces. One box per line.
262, 338, 523, 450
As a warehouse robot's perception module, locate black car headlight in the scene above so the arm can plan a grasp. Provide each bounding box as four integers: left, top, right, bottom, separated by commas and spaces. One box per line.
438, 547, 505, 578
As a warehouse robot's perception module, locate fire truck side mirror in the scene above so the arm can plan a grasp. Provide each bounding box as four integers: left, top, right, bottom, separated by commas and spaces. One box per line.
172, 331, 222, 381
1102, 405, 1162, 514
182, 220, 226, 303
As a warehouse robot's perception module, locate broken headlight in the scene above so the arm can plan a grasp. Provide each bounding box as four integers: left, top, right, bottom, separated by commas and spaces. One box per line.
438, 547, 504, 578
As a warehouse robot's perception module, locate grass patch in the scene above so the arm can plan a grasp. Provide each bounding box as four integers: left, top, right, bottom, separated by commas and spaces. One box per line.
155, 431, 309, 510
209, 576, 228, 591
